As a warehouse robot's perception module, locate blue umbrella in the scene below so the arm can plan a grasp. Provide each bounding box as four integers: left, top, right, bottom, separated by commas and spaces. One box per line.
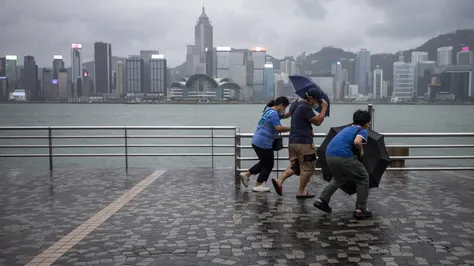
289, 75, 330, 117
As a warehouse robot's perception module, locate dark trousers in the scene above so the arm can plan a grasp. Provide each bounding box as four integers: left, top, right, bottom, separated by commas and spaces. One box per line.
248, 144, 275, 183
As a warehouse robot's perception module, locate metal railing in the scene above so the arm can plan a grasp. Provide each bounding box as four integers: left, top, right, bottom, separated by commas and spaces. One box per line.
0, 126, 238, 170
0, 126, 473, 175
234, 132, 474, 179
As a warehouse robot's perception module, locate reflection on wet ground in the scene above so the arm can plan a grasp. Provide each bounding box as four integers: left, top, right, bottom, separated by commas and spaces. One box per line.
1, 168, 473, 265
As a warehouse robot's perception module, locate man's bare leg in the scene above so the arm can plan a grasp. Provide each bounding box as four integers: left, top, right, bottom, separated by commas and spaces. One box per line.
296, 172, 312, 196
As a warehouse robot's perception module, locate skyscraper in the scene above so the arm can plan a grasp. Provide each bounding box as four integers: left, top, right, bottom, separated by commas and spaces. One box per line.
23, 56, 39, 101
125, 56, 144, 93
42, 69, 53, 100
0, 57, 6, 100
355, 49, 371, 95
186, 5, 213, 76
150, 54, 167, 97
393, 58, 415, 100
5, 55, 18, 92
140, 50, 159, 93
251, 47, 266, 100
411, 52, 429, 64
264, 63, 275, 99
94, 42, 112, 94
372, 65, 383, 99
116, 61, 125, 96
71, 43, 83, 97
457, 47, 473, 65
331, 61, 344, 100
52, 55, 65, 79
437, 46, 453, 67
195, 6, 213, 67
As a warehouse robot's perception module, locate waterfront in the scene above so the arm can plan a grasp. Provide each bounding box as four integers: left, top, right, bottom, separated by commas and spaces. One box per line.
0, 103, 473, 170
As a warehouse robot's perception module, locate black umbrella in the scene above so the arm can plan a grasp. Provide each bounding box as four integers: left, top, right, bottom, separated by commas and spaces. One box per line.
316, 124, 391, 195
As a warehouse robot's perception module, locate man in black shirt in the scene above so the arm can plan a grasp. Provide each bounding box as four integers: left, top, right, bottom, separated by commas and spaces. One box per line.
271, 88, 328, 198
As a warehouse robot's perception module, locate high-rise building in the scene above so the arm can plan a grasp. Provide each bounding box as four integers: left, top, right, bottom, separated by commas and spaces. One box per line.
0, 57, 6, 100
382, 81, 388, 98
0, 57, 5, 78
5, 55, 18, 92
457, 47, 473, 65
71, 43, 83, 97
415, 61, 436, 97
150, 54, 167, 97
58, 69, 69, 100
251, 47, 266, 100
186, 5, 213, 76
81, 69, 92, 97
23, 56, 39, 101
280, 56, 296, 75
140, 50, 159, 93
264, 63, 275, 99
52, 55, 65, 79
355, 49, 371, 95
393, 57, 415, 100
116, 61, 125, 96
216, 47, 232, 78
195, 6, 213, 68
437, 46, 453, 67
411, 52, 429, 64
125, 56, 144, 93
372, 65, 383, 99
42, 68, 53, 100
94, 42, 112, 94
331, 61, 344, 100
340, 58, 356, 84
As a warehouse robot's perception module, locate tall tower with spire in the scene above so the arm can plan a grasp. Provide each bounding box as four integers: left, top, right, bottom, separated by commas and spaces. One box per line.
194, 5, 213, 67
185, 4, 214, 76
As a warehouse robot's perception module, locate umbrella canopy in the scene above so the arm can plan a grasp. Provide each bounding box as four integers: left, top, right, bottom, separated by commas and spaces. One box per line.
289, 75, 330, 117
316, 124, 391, 195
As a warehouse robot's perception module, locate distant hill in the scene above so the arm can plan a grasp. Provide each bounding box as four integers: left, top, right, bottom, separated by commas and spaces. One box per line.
72, 29, 474, 84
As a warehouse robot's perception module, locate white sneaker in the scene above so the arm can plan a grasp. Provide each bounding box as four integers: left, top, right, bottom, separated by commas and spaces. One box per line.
240, 173, 249, 188
253, 185, 271, 192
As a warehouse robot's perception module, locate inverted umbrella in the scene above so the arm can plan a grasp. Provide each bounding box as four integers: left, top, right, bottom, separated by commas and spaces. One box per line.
316, 124, 391, 195
289, 75, 330, 117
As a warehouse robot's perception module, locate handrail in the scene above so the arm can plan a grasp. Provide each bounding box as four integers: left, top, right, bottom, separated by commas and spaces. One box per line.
0, 126, 473, 173
237, 132, 474, 137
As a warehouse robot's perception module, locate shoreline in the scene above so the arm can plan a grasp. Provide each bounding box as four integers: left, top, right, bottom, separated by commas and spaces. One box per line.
1, 101, 473, 106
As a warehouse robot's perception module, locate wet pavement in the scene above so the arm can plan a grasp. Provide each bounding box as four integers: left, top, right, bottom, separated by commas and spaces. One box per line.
1, 168, 474, 266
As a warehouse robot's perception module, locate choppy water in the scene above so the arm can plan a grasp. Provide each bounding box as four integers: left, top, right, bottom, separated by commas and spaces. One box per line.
0, 103, 473, 170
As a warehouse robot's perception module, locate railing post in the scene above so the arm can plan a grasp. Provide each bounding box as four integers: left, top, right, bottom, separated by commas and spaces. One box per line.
124, 127, 128, 170
368, 104, 374, 130
211, 128, 214, 168
48, 127, 53, 171
234, 129, 241, 184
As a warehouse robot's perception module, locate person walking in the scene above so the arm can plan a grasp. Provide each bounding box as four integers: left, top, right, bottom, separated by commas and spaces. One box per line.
271, 88, 328, 198
313, 110, 372, 219
240, 96, 291, 192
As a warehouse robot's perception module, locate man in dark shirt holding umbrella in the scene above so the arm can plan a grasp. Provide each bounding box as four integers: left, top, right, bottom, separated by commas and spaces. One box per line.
271, 88, 328, 198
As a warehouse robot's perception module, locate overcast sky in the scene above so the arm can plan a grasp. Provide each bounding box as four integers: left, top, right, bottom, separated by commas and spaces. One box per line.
0, 0, 473, 67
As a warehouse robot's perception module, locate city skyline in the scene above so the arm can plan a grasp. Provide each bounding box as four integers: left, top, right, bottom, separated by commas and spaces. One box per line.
1, 0, 473, 67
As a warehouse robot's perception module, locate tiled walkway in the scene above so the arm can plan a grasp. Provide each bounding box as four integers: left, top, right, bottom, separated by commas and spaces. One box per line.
1, 169, 474, 266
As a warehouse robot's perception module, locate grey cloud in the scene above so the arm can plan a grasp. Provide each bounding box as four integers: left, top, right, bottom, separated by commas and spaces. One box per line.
293, 0, 326, 21
0, 0, 469, 67
366, 0, 474, 39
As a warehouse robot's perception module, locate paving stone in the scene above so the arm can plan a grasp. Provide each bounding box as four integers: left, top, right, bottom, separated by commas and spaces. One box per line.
1, 169, 474, 266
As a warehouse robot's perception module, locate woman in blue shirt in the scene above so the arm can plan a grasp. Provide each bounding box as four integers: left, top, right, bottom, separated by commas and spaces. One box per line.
240, 97, 291, 192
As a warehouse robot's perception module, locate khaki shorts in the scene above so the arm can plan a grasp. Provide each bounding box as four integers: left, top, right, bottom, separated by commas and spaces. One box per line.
287, 144, 317, 178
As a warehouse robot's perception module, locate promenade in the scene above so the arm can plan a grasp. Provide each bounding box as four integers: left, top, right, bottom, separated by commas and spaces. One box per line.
1, 168, 474, 266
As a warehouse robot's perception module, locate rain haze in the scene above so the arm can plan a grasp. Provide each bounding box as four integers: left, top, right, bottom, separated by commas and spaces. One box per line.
1, 0, 473, 66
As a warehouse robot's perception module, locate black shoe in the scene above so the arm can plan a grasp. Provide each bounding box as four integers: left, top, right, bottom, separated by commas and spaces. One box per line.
353, 208, 372, 219
313, 198, 332, 213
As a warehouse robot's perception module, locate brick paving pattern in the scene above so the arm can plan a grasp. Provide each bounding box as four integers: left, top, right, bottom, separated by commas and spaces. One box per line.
1, 169, 474, 266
